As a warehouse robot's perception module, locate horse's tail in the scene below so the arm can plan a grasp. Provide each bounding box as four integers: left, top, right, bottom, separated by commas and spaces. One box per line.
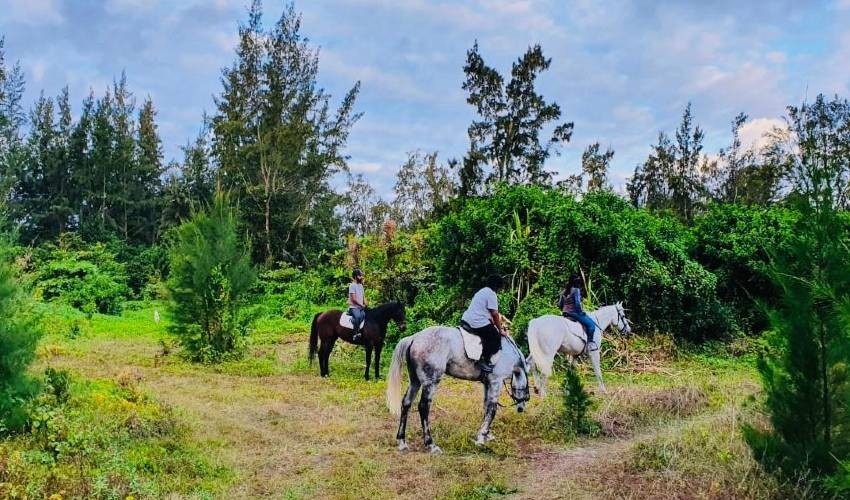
387, 335, 414, 416
308, 313, 321, 365
528, 318, 553, 376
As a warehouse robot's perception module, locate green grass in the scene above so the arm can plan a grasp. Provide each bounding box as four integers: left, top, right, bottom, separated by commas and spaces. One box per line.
0, 370, 232, 498
18, 299, 794, 498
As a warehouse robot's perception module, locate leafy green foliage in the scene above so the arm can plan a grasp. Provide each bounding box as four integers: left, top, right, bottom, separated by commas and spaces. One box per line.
31, 235, 129, 315
691, 204, 799, 334
0, 235, 41, 432
167, 192, 255, 362
432, 185, 732, 341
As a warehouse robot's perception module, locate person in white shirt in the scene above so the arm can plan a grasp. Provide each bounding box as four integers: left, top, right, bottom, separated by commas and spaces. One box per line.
349, 268, 367, 341
460, 274, 507, 373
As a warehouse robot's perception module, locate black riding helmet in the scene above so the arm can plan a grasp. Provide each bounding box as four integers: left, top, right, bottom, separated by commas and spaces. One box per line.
486, 274, 504, 291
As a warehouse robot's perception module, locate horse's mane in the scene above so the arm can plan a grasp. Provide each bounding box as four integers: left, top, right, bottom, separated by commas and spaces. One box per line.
366, 301, 403, 321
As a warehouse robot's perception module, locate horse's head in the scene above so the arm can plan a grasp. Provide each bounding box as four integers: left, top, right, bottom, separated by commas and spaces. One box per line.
510, 361, 530, 413
615, 301, 632, 335
391, 302, 407, 332
501, 337, 529, 412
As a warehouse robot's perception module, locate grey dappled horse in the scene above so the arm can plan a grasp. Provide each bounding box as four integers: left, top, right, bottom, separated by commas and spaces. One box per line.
526, 302, 631, 396
386, 327, 530, 453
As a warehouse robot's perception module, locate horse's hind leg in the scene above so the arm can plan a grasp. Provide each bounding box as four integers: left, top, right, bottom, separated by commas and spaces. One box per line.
396, 379, 420, 452
319, 337, 336, 377
418, 383, 441, 454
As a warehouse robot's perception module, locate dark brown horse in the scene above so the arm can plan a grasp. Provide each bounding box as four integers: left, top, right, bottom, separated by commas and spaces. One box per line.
309, 302, 406, 380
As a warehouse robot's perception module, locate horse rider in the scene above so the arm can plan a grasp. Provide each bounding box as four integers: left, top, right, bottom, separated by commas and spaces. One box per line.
349, 268, 367, 342
559, 273, 597, 352
461, 274, 508, 374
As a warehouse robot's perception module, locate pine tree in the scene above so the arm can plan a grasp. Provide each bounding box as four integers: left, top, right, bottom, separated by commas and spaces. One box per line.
670, 103, 705, 222
392, 151, 456, 228
581, 142, 614, 192
0, 37, 26, 204
746, 95, 850, 489
462, 41, 573, 188
111, 73, 137, 241
167, 191, 255, 362
212, 1, 360, 264
0, 230, 42, 432
628, 132, 674, 209
134, 97, 163, 244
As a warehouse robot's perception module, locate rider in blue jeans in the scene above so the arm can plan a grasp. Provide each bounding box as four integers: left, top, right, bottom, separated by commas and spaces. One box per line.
559, 274, 597, 351
349, 268, 367, 342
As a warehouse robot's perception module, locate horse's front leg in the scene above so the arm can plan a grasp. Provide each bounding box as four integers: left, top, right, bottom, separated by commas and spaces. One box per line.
475, 380, 501, 446
589, 348, 606, 394
364, 344, 372, 381
418, 383, 441, 454
374, 342, 383, 380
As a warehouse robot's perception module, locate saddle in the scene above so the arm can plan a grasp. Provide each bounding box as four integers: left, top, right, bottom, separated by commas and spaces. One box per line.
458, 326, 501, 363
561, 315, 595, 353
339, 313, 355, 329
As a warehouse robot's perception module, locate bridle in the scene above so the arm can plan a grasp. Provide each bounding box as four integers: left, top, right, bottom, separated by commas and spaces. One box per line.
497, 336, 530, 407
616, 307, 630, 334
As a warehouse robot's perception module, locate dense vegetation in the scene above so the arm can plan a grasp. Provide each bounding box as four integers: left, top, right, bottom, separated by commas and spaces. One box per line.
1, 1, 849, 496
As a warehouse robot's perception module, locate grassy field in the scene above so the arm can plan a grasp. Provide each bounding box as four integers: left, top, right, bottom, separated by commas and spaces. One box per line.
17, 302, 788, 499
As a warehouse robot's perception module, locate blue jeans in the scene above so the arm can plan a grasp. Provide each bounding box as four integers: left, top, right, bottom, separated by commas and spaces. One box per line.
349, 307, 365, 333
564, 312, 596, 341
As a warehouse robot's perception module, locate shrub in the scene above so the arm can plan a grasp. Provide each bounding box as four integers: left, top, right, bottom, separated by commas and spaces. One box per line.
691, 204, 798, 334
0, 235, 42, 433
31, 234, 129, 315
431, 186, 732, 341
166, 192, 255, 362
561, 364, 595, 436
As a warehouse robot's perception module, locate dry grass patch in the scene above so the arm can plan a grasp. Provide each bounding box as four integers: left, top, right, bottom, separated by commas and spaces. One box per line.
596, 386, 709, 438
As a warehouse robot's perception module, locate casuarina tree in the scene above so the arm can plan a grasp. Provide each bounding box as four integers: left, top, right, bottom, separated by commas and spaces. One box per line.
167, 191, 255, 362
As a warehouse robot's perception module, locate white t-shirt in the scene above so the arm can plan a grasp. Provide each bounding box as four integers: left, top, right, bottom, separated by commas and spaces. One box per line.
461, 287, 499, 328
348, 282, 365, 308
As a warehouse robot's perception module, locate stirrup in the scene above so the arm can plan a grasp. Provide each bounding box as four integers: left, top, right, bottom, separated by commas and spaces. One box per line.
475, 360, 494, 374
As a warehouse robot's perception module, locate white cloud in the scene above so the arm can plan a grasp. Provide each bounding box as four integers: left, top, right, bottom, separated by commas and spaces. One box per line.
6, 0, 63, 26
837, 0, 850, 10
29, 60, 47, 83
349, 161, 384, 173
105, 0, 159, 14
739, 117, 785, 151
321, 50, 437, 103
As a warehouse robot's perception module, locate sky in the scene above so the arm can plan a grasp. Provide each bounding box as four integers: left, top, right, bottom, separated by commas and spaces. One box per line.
2, 0, 850, 196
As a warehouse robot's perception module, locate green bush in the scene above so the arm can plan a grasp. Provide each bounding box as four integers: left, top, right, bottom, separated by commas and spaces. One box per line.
431, 185, 732, 341
167, 192, 256, 362
31, 234, 130, 315
561, 364, 596, 437
691, 204, 798, 334
0, 236, 42, 433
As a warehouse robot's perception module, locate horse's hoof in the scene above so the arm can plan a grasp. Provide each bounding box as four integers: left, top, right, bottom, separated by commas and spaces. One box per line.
428, 444, 442, 454
397, 441, 409, 453
474, 436, 486, 447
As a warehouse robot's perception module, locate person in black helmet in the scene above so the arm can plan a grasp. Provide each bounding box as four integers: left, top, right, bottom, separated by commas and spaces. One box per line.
460, 274, 507, 374
349, 268, 367, 341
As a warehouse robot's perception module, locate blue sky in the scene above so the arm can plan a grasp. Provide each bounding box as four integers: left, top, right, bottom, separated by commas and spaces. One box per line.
3, 0, 850, 196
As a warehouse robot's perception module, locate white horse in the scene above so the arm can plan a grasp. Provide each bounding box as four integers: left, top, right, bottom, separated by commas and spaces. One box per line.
526, 302, 631, 397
